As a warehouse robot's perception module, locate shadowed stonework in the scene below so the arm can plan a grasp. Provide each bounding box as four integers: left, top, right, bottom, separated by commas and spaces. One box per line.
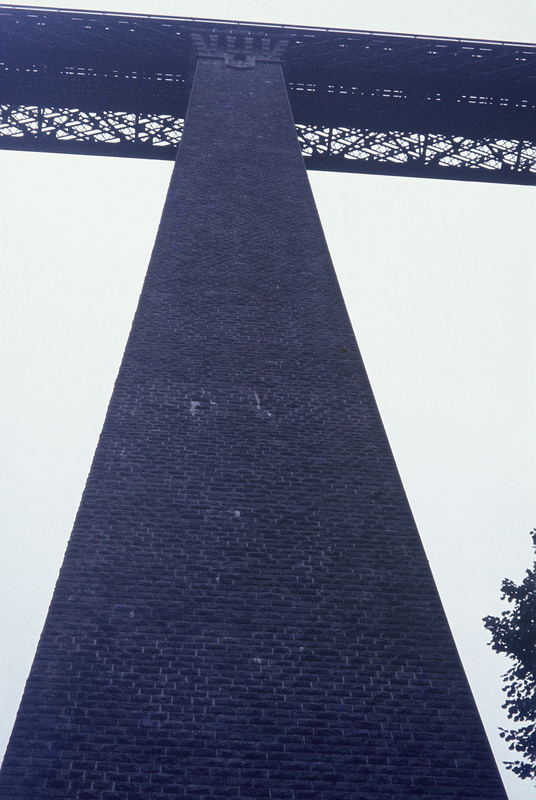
0, 52, 507, 799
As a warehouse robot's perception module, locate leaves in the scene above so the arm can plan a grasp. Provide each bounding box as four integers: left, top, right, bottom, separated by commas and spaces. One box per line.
484, 529, 536, 780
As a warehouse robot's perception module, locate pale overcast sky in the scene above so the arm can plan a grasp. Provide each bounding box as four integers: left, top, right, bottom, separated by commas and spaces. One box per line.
1, 2, 535, 799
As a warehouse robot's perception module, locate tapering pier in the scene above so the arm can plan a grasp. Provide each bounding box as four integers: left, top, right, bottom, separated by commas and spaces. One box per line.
0, 13, 512, 800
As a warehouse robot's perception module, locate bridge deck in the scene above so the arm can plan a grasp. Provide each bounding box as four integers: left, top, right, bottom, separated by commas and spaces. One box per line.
0, 4, 535, 183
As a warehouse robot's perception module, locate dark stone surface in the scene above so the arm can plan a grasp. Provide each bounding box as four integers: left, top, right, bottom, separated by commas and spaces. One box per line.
0, 57, 507, 799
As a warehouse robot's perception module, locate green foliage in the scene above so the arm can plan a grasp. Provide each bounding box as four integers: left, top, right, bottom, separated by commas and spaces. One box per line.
483, 529, 536, 780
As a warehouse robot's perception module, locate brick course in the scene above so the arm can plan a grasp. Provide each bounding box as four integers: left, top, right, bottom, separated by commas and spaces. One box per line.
0, 56, 507, 799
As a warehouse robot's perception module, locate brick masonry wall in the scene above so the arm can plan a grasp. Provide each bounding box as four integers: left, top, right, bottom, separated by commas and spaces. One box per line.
0, 56, 507, 799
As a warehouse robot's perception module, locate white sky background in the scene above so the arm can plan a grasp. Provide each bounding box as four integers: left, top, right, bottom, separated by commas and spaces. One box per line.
1, 1, 535, 798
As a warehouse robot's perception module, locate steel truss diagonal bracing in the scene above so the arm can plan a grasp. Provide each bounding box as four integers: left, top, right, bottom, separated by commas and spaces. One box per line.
0, 103, 534, 184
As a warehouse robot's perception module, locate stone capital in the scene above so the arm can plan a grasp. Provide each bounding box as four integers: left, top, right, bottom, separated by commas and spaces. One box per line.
191, 32, 289, 67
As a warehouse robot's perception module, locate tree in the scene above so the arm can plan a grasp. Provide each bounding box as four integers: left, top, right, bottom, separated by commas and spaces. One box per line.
483, 529, 536, 780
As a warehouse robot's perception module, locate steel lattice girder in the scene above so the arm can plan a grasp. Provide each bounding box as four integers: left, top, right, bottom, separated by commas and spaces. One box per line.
0, 4, 535, 184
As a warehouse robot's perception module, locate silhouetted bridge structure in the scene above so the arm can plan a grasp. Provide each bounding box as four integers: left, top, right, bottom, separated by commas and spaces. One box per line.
1, 3, 535, 183
0, 7, 529, 800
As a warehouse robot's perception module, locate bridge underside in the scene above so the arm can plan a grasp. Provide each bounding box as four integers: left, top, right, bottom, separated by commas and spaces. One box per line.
0, 4, 535, 184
